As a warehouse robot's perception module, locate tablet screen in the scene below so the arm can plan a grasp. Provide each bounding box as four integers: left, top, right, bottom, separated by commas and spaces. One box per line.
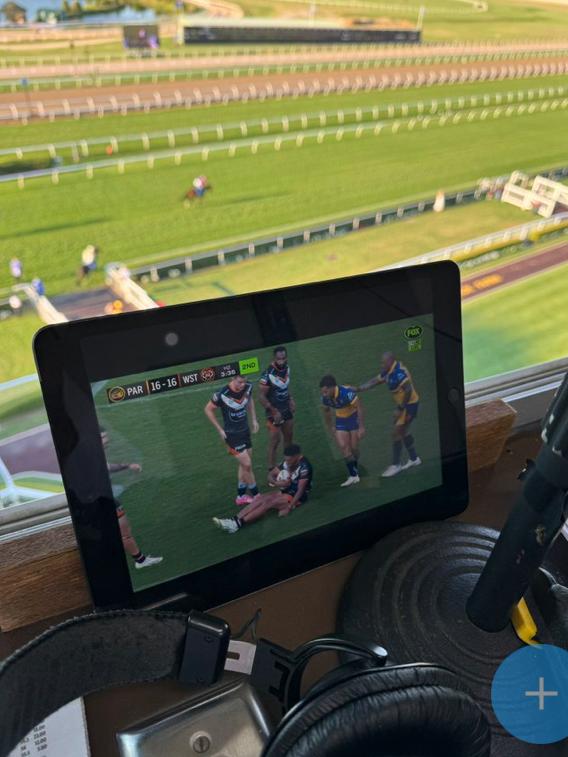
90, 314, 441, 593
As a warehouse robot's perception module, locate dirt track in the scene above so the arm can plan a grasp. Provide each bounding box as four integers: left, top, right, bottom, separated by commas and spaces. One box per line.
461, 242, 568, 300
3, 41, 568, 79
1, 55, 566, 120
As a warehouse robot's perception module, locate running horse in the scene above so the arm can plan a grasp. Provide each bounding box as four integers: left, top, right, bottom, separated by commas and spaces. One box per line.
183, 175, 213, 205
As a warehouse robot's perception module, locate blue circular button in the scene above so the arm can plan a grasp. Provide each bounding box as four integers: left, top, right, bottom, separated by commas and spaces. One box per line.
492, 644, 568, 744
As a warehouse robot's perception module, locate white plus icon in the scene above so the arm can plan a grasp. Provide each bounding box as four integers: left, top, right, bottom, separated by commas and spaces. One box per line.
525, 677, 559, 711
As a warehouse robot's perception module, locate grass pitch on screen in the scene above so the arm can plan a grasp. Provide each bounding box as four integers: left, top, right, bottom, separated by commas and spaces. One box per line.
93, 317, 442, 592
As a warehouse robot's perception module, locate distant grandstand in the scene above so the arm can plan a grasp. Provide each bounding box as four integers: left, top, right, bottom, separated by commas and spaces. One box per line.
177, 17, 421, 45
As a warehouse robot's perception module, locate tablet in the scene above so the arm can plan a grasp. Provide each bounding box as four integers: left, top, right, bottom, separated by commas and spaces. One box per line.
34, 263, 467, 610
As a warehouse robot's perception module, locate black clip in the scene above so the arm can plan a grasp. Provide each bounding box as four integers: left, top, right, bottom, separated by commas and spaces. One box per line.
250, 635, 388, 712
178, 611, 230, 686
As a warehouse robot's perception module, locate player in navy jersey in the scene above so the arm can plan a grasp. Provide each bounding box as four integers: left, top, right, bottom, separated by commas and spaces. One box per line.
205, 374, 260, 505
357, 351, 421, 478
320, 374, 365, 487
213, 444, 312, 533
258, 346, 296, 470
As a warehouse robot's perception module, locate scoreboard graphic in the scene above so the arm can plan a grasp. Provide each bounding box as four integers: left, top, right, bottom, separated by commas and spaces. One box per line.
107, 357, 259, 403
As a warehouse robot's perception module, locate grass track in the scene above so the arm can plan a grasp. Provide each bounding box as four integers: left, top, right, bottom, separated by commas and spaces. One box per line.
146, 200, 527, 302
462, 262, 568, 381
0, 312, 44, 382
1, 104, 567, 294
2, 74, 566, 149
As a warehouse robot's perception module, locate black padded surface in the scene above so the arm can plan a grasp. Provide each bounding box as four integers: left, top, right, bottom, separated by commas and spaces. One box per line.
263, 663, 490, 757
338, 522, 568, 757
0, 610, 188, 757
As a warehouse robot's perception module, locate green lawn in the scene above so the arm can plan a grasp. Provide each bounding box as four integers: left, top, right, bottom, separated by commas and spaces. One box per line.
12, 474, 64, 493
0, 380, 47, 442
95, 317, 441, 591
463, 262, 568, 381
1, 103, 566, 295
145, 200, 527, 302
0, 312, 44, 381
0, 313, 46, 441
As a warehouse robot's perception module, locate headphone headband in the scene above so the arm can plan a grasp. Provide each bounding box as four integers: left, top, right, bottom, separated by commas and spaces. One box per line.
0, 609, 388, 757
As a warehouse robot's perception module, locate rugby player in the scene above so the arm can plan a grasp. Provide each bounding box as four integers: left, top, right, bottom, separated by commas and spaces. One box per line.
259, 346, 296, 470
319, 375, 365, 487
100, 428, 163, 570
357, 351, 421, 477
212, 444, 312, 533
205, 374, 260, 506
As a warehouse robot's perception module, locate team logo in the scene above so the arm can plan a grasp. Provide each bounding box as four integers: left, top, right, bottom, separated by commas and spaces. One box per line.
404, 325, 423, 340
108, 386, 126, 403
200, 367, 216, 382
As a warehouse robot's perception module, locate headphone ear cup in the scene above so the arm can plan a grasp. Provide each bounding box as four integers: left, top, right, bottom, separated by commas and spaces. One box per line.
262, 664, 490, 757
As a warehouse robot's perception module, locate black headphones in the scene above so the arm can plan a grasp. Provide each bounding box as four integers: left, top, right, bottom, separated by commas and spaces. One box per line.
0, 610, 490, 757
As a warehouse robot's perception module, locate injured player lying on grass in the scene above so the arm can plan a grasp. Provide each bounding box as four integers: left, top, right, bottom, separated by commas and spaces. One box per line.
213, 444, 313, 534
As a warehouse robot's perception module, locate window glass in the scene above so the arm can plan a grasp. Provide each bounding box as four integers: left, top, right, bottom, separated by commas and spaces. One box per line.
1, 24, 567, 513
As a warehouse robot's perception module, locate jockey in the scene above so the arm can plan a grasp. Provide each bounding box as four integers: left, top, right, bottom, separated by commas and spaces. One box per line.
192, 175, 207, 199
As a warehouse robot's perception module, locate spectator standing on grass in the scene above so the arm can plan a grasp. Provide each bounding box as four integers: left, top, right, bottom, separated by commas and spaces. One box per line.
9, 257, 23, 283
77, 244, 99, 285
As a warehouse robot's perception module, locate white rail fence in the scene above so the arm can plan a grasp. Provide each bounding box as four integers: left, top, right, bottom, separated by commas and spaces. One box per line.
5, 98, 568, 187
4, 47, 568, 92
4, 84, 564, 162
2, 39, 567, 67
5, 60, 568, 122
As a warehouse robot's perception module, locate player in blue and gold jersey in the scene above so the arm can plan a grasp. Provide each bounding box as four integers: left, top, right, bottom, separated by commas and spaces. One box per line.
319, 374, 365, 487
358, 352, 421, 478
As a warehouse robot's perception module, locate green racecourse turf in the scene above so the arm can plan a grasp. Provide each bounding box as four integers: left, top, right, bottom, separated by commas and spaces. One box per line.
3, 75, 567, 151
146, 209, 568, 382
145, 200, 528, 302
0, 96, 567, 295
94, 317, 441, 591
462, 262, 568, 382
0, 312, 44, 382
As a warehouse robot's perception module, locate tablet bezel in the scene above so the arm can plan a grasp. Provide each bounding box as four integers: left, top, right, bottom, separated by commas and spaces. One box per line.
34, 262, 468, 610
